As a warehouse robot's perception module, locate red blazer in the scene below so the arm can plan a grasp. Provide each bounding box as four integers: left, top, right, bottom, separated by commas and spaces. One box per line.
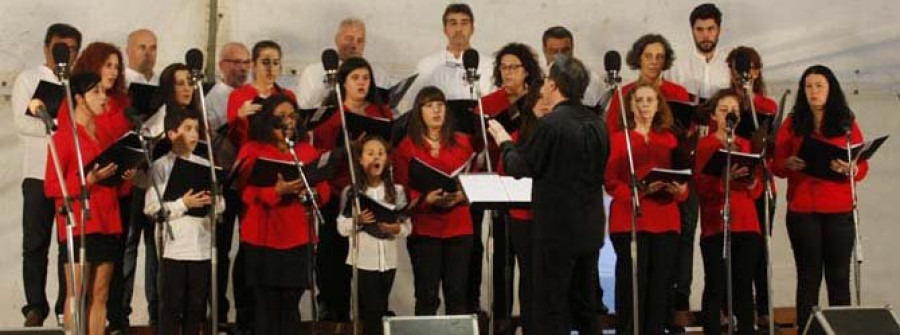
56, 94, 133, 149
226, 84, 297, 148
45, 124, 131, 242
694, 135, 763, 237
605, 129, 688, 234
772, 117, 868, 213
606, 80, 691, 133
311, 103, 392, 194
392, 133, 474, 238
497, 130, 532, 221
236, 141, 331, 249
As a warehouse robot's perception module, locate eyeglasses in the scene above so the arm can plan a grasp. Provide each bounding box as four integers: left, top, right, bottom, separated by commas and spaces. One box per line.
223, 59, 252, 66
258, 59, 281, 67
499, 64, 523, 72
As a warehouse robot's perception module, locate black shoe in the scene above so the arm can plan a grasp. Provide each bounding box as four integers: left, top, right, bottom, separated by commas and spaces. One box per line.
23, 309, 44, 327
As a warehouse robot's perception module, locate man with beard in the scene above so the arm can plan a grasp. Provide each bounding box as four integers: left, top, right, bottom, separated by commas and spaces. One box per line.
667, 3, 730, 102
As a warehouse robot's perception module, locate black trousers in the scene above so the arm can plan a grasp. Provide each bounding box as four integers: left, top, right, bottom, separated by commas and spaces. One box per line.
531, 239, 600, 335
700, 233, 760, 335
672, 191, 699, 312
754, 194, 776, 317
107, 195, 133, 329
407, 234, 473, 315
160, 259, 211, 335
121, 187, 159, 323
359, 269, 396, 335
316, 195, 350, 321
216, 188, 246, 323
611, 232, 678, 335
21, 178, 66, 319
254, 286, 303, 335
467, 208, 485, 312
786, 211, 854, 330
509, 218, 533, 334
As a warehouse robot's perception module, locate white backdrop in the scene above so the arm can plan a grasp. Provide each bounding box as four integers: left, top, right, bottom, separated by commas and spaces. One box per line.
0, 0, 898, 328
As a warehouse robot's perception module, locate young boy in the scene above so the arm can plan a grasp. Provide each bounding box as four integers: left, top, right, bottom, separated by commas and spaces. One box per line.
144, 107, 224, 335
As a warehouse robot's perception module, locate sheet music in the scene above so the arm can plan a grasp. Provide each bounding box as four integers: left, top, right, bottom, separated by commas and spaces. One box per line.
500, 176, 532, 203
459, 173, 532, 205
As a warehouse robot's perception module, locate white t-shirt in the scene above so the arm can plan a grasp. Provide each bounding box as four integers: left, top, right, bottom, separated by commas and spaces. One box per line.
125, 67, 159, 86
667, 46, 732, 100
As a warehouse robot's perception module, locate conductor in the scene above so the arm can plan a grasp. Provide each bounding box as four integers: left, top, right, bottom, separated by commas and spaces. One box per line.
487, 55, 608, 335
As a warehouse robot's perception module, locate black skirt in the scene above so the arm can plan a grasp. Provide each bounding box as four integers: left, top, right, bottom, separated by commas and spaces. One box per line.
241, 243, 311, 289
58, 234, 121, 263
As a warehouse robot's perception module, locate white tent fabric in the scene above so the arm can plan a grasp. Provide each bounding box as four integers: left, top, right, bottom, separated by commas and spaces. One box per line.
0, 0, 898, 327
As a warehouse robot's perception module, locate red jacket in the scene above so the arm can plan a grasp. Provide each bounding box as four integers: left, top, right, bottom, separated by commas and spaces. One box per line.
45, 123, 131, 242
226, 84, 297, 148
236, 141, 331, 249
605, 129, 687, 234
606, 80, 691, 133
392, 133, 474, 238
772, 117, 868, 213
311, 103, 392, 194
695, 135, 763, 237
57, 94, 133, 149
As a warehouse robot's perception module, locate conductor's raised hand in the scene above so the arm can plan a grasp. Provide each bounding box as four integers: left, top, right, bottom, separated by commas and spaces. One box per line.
487, 119, 512, 145
182, 188, 212, 208
87, 163, 117, 185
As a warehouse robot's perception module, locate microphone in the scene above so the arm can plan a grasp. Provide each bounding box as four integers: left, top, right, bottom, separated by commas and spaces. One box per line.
726, 111, 739, 132
34, 105, 58, 132
51, 43, 70, 80
462, 48, 480, 86
734, 49, 752, 86
604, 50, 622, 85
185, 48, 205, 83
321, 49, 340, 86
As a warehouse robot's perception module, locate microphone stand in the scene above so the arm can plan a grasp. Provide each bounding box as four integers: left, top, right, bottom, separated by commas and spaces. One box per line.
40, 112, 83, 335
613, 73, 642, 335
189, 71, 223, 335
467, 70, 499, 335
285, 137, 326, 334
722, 123, 736, 335
844, 129, 863, 305
331, 78, 363, 335
60, 67, 90, 335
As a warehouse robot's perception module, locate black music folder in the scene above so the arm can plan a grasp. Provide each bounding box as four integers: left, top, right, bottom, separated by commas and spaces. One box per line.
447, 99, 478, 135
797, 134, 889, 181
408, 155, 473, 193
152, 138, 210, 162
735, 112, 775, 140
85, 131, 147, 186
246, 153, 335, 188
344, 111, 393, 143
667, 100, 698, 129
702, 149, 762, 183
127, 83, 160, 120
162, 156, 224, 217
641, 168, 693, 186
353, 193, 404, 239
27, 80, 65, 118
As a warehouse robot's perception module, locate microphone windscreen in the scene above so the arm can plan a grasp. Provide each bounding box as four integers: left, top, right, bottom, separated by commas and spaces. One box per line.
52, 43, 70, 65
185, 49, 204, 71
734, 50, 751, 74
603, 50, 621, 73
322, 49, 340, 72
463, 48, 479, 70
726, 112, 739, 128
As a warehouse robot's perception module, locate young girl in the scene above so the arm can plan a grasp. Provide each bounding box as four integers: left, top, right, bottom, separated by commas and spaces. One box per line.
44, 72, 136, 335
695, 89, 762, 335
144, 108, 225, 335
604, 82, 688, 335
336, 135, 410, 335
235, 94, 330, 335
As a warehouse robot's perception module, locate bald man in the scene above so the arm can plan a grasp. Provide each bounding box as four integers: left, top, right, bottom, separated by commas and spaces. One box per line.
295, 17, 394, 110
125, 28, 159, 85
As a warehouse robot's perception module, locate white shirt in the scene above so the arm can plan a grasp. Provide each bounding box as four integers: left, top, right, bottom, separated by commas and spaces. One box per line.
204, 82, 234, 132
11, 65, 59, 180
125, 67, 159, 86
667, 46, 731, 100
296, 61, 395, 110
144, 152, 225, 261
398, 49, 494, 114
583, 67, 606, 107
337, 184, 411, 272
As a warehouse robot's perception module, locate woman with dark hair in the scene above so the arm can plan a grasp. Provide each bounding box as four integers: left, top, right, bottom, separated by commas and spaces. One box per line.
44, 72, 136, 335
695, 88, 762, 335
772, 65, 868, 330
235, 94, 330, 335
725, 45, 779, 327
606, 34, 690, 133
143, 63, 199, 137
227, 40, 296, 148
392, 86, 474, 316
605, 82, 687, 335
311, 56, 393, 322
